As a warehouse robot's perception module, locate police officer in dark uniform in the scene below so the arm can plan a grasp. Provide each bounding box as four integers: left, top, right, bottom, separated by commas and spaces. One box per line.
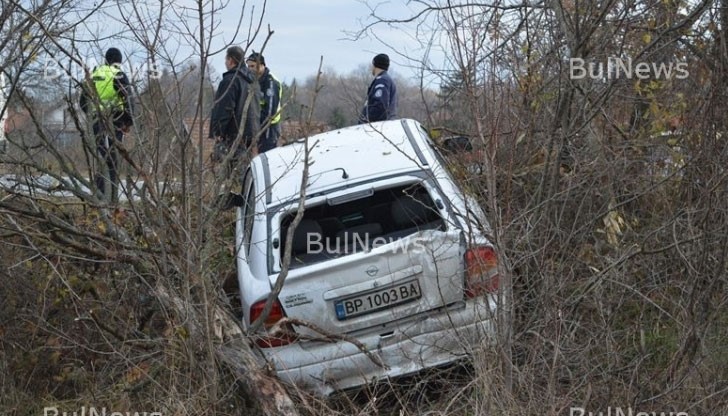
246, 52, 282, 153
209, 46, 260, 172
359, 53, 398, 123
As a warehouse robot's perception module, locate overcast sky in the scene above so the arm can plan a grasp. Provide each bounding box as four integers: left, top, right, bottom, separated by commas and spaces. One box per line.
209, 0, 440, 84
71, 0, 446, 85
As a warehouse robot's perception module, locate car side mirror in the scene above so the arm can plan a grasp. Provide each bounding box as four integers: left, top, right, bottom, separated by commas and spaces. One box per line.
441, 136, 473, 154
215, 192, 246, 210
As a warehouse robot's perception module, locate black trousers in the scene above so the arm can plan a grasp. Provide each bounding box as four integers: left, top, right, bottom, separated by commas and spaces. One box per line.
93, 122, 124, 203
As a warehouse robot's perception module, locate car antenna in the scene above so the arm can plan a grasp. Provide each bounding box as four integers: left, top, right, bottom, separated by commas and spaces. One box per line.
333, 167, 349, 179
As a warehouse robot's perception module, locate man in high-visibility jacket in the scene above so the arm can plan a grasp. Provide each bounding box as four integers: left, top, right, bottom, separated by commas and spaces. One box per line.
80, 47, 133, 203
246, 52, 282, 154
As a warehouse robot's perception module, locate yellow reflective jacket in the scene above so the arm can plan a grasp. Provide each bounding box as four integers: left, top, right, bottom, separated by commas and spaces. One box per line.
92, 64, 125, 111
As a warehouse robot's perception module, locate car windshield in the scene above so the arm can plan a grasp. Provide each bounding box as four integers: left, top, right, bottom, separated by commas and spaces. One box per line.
279, 182, 445, 269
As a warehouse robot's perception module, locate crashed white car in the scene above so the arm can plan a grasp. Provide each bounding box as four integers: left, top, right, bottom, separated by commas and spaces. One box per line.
233, 118, 500, 396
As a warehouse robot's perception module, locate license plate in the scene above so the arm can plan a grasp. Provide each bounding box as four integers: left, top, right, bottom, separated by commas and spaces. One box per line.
334, 279, 422, 320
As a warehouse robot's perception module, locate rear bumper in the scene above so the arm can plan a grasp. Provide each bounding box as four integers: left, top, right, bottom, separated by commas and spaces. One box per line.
262, 298, 496, 396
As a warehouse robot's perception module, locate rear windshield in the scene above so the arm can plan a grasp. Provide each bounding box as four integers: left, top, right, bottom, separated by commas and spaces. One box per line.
279, 183, 444, 268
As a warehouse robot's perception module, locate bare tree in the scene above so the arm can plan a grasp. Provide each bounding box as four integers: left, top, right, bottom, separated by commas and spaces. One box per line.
0, 0, 303, 414
356, 0, 728, 414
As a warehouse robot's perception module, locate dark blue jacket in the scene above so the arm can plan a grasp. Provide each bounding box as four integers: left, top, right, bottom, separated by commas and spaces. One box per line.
359, 70, 397, 123
209, 64, 260, 146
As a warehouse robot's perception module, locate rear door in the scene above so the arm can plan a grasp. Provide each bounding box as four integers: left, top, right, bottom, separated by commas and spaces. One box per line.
269, 180, 465, 337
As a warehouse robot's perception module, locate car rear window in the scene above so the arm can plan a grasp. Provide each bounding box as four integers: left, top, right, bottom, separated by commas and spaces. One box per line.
279, 183, 445, 268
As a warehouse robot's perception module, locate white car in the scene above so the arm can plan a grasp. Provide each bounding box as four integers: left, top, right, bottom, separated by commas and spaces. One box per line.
233, 118, 500, 396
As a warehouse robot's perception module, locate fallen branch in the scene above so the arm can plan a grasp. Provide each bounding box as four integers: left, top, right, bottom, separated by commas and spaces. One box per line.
155, 284, 300, 416
273, 317, 389, 370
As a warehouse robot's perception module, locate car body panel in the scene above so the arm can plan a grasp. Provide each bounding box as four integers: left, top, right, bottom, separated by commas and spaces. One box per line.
271, 229, 464, 336
271, 296, 496, 396
261, 121, 427, 208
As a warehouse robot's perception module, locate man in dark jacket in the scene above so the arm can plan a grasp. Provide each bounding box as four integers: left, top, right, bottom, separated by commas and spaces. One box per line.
246, 52, 282, 154
80, 47, 134, 203
359, 53, 398, 123
209, 46, 260, 167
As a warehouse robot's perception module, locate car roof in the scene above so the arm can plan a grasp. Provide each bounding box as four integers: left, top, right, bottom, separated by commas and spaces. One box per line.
253, 119, 431, 207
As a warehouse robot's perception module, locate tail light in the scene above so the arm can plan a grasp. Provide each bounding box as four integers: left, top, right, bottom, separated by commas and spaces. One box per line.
249, 298, 297, 348
464, 245, 499, 298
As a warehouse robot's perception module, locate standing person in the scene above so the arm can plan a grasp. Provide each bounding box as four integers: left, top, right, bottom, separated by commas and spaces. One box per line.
246, 52, 282, 153
209, 46, 260, 172
80, 47, 133, 203
359, 53, 398, 123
